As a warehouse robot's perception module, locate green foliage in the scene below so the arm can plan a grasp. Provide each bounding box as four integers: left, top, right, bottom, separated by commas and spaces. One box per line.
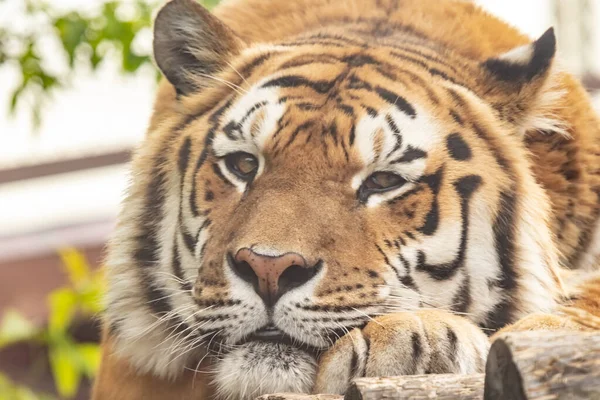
0, 0, 220, 129
0, 248, 104, 399
1, 0, 157, 129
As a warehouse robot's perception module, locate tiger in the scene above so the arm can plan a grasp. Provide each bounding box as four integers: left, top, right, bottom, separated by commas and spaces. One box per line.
92, 0, 600, 399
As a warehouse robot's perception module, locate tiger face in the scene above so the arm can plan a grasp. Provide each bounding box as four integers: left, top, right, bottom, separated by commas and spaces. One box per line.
104, 0, 563, 398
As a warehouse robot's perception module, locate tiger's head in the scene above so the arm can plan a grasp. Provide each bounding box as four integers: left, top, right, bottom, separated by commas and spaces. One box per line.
105, 0, 564, 398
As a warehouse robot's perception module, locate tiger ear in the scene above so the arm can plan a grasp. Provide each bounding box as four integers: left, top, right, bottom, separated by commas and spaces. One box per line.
153, 0, 245, 95
480, 28, 564, 134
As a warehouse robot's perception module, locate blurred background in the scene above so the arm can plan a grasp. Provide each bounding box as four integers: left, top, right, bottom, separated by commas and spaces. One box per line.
0, 0, 599, 399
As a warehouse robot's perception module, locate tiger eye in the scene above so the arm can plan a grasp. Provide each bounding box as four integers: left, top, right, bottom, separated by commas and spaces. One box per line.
365, 172, 405, 190
358, 171, 407, 203
225, 152, 258, 180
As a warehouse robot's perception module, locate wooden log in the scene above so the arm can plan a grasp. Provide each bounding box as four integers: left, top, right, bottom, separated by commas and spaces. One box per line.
484, 331, 600, 400
344, 374, 485, 400
255, 395, 342, 400
257, 331, 600, 400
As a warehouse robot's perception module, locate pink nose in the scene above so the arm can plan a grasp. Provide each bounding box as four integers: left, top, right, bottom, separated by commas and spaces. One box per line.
231, 248, 318, 306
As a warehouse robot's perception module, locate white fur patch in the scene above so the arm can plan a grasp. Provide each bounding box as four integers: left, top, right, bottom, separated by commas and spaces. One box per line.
351, 103, 441, 208
498, 43, 534, 65
213, 342, 317, 400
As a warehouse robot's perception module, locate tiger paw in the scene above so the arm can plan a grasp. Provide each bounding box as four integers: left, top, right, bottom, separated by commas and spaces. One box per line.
313, 310, 489, 395
491, 309, 593, 340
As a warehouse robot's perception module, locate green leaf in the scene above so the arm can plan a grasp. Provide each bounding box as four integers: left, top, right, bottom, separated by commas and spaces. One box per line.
54, 13, 88, 67
76, 287, 103, 315
75, 343, 101, 378
122, 48, 148, 73
48, 289, 77, 335
0, 310, 40, 348
58, 248, 91, 288
201, 0, 221, 10
49, 342, 81, 398
9, 84, 26, 114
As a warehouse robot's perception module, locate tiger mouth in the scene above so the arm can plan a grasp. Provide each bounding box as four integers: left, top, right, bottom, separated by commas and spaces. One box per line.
237, 325, 325, 355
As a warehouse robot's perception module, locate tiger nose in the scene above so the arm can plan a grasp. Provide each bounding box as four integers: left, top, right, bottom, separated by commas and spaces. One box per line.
231, 248, 319, 306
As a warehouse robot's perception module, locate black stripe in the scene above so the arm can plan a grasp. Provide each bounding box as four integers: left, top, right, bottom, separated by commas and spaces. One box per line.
182, 228, 196, 254
449, 110, 463, 126
212, 163, 234, 187
337, 103, 354, 116
196, 218, 212, 244
390, 44, 458, 74
429, 68, 458, 84
399, 253, 419, 292
385, 114, 402, 135
398, 68, 441, 105
285, 32, 367, 48
133, 156, 173, 316
363, 335, 371, 375
341, 136, 350, 162
375, 87, 416, 118
447, 88, 512, 172
484, 189, 518, 330
376, 244, 403, 284
446, 326, 458, 363
342, 53, 380, 67
347, 74, 373, 91
239, 52, 272, 77
199, 242, 208, 259
391, 146, 427, 163
493, 191, 518, 290
350, 347, 360, 378
262, 75, 335, 94
172, 238, 192, 292
418, 168, 443, 235
324, 120, 339, 145
189, 150, 207, 216
415, 175, 481, 280
363, 106, 378, 118
387, 186, 424, 205
281, 120, 317, 152
222, 120, 241, 140
411, 332, 423, 361
295, 102, 319, 111
373, 64, 400, 82
280, 53, 342, 69
178, 137, 192, 177
389, 50, 429, 69
238, 101, 268, 126
446, 133, 472, 161
472, 123, 510, 170
349, 123, 356, 145
451, 273, 471, 313
280, 39, 349, 48
400, 275, 417, 291
304, 32, 367, 46
189, 99, 233, 216
446, 87, 466, 108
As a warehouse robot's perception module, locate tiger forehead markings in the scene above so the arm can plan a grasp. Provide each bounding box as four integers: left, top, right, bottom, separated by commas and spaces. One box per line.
96, 0, 600, 399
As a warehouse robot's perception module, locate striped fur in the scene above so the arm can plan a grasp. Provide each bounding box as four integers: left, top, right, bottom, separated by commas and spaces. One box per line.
94, 0, 600, 399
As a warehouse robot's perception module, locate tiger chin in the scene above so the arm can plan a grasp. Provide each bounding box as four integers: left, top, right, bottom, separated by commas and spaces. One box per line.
92, 0, 600, 399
